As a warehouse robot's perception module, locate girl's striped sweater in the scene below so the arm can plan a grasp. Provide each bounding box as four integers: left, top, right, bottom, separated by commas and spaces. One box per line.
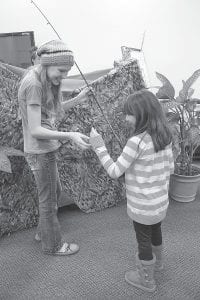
90, 132, 174, 225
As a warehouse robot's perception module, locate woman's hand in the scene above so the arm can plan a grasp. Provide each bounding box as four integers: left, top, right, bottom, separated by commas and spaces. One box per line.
70, 132, 91, 150
76, 86, 94, 104
62, 87, 94, 111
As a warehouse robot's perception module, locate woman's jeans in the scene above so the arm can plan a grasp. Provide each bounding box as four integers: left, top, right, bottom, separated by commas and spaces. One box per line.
133, 221, 162, 261
25, 151, 63, 253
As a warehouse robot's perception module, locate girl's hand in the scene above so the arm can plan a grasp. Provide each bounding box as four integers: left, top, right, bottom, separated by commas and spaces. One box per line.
71, 132, 91, 149
90, 127, 105, 149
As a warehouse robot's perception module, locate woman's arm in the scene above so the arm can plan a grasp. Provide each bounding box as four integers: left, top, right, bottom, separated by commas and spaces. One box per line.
27, 104, 90, 149
62, 87, 92, 112
62, 95, 81, 111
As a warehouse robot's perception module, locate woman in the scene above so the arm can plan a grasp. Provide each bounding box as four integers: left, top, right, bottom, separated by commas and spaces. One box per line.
18, 40, 91, 255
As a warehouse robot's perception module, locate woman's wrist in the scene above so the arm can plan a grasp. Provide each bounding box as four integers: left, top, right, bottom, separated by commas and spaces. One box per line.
64, 132, 73, 140
73, 94, 81, 103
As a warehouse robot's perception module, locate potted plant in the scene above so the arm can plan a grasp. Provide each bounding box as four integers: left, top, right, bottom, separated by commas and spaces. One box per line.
155, 69, 200, 202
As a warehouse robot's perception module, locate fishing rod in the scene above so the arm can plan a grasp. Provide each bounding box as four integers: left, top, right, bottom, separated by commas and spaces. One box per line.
30, 0, 122, 148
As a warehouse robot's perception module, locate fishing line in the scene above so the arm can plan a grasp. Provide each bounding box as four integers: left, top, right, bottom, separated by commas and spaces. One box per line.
30, 0, 122, 148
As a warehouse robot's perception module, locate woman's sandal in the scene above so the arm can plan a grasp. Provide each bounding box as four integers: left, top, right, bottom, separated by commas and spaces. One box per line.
53, 242, 80, 256
35, 235, 79, 256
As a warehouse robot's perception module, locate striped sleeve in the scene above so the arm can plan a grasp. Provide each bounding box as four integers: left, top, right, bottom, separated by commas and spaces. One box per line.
90, 135, 142, 179
169, 147, 174, 174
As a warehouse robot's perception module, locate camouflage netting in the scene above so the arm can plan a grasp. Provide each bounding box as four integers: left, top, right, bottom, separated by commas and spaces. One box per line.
0, 59, 145, 236
0, 65, 38, 236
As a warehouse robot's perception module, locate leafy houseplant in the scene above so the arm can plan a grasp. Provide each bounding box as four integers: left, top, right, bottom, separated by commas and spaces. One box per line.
155, 69, 200, 202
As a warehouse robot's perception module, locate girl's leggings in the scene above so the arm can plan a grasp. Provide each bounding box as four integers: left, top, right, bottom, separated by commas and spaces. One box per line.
133, 221, 162, 261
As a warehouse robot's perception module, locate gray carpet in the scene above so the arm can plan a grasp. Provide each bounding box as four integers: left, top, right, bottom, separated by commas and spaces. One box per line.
1, 195, 200, 300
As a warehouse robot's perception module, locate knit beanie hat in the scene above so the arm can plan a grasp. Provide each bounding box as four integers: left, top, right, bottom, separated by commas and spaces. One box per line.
37, 40, 74, 67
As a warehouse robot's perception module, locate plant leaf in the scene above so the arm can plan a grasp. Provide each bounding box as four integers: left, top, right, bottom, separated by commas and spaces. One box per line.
188, 126, 200, 145
179, 69, 200, 100
0, 151, 12, 173
175, 96, 184, 103
168, 123, 180, 161
155, 72, 175, 99
161, 100, 179, 110
166, 112, 180, 123
188, 88, 195, 99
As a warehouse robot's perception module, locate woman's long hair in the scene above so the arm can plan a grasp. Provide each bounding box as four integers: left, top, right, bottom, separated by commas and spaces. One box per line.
123, 89, 172, 152
22, 65, 64, 120
35, 65, 64, 120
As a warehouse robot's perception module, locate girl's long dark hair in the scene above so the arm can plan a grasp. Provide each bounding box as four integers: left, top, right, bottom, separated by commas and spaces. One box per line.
124, 89, 172, 152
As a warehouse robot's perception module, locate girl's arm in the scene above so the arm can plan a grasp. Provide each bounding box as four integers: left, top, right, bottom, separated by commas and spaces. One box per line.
27, 104, 90, 149
90, 128, 142, 178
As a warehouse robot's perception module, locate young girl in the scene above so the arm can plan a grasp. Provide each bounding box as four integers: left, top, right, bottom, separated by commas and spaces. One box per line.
90, 90, 174, 292
18, 40, 91, 256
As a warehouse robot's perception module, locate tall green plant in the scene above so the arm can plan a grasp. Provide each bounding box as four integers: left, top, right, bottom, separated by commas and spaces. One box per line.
156, 69, 200, 176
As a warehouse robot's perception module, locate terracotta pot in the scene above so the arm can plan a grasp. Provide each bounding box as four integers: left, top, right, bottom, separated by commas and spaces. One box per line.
169, 169, 200, 202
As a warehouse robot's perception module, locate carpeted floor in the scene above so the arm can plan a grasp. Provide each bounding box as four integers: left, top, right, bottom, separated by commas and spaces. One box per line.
1, 194, 200, 300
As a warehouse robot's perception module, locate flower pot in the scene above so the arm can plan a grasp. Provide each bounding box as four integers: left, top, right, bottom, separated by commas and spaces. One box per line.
169, 169, 200, 202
